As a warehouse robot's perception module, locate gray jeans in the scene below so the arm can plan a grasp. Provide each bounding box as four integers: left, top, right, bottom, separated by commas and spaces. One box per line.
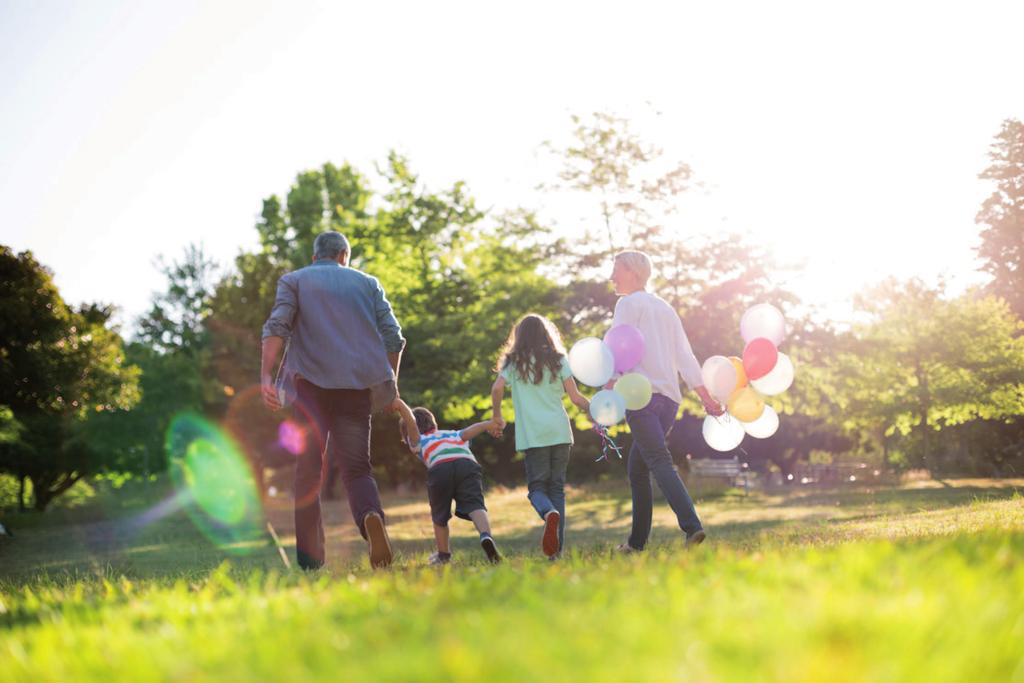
524, 443, 571, 551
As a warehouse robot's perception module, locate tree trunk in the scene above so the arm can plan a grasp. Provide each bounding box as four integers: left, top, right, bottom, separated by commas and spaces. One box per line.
30, 472, 82, 511
916, 363, 932, 470
17, 474, 26, 512
33, 486, 54, 512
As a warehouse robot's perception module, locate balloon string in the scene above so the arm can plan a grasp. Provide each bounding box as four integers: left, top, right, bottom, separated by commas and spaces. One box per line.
592, 424, 624, 462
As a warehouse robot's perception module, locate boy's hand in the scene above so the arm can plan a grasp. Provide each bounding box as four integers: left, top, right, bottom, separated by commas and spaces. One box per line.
487, 419, 505, 438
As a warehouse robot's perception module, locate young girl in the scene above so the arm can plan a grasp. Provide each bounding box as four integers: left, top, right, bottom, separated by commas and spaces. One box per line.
491, 314, 590, 557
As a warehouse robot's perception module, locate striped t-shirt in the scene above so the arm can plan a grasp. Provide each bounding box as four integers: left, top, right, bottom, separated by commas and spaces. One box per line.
416, 430, 478, 468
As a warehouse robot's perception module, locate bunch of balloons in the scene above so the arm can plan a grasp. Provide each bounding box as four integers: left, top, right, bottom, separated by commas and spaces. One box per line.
700, 303, 795, 451
568, 324, 653, 427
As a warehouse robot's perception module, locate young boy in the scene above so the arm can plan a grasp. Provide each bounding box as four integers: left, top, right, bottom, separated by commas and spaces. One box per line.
395, 400, 501, 565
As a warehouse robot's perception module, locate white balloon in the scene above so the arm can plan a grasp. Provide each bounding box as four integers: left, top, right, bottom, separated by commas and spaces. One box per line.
750, 353, 794, 396
702, 415, 745, 452
742, 405, 780, 439
590, 389, 626, 426
741, 303, 786, 346
568, 337, 616, 387
701, 355, 738, 403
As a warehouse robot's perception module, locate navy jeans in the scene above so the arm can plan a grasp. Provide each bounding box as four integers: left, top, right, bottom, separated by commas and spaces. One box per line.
294, 379, 384, 569
523, 443, 571, 551
625, 393, 702, 549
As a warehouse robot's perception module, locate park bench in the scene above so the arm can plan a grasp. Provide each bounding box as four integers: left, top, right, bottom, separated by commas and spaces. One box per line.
689, 456, 749, 495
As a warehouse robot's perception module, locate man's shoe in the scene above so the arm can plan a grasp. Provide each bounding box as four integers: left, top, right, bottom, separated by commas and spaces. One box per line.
615, 542, 641, 555
541, 510, 561, 557
428, 552, 451, 566
685, 529, 706, 550
363, 512, 393, 569
480, 535, 501, 564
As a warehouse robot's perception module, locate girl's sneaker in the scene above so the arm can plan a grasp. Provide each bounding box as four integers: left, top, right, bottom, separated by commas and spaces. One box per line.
480, 534, 502, 563
542, 510, 561, 557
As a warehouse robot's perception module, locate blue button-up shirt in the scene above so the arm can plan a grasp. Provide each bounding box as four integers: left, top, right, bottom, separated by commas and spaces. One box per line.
262, 260, 405, 395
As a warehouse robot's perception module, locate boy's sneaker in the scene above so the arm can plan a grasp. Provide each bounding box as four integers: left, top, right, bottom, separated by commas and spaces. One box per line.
428, 552, 451, 566
480, 535, 501, 564
615, 542, 641, 555
685, 529, 706, 550
542, 510, 561, 557
363, 511, 393, 569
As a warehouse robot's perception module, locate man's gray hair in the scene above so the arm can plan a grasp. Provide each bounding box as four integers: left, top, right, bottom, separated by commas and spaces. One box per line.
313, 231, 350, 260
614, 250, 653, 285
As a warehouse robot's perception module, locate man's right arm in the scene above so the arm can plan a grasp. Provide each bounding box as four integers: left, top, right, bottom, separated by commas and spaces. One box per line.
260, 275, 297, 410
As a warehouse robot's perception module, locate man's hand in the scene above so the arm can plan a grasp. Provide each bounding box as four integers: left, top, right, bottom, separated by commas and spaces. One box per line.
385, 397, 404, 414
261, 376, 282, 411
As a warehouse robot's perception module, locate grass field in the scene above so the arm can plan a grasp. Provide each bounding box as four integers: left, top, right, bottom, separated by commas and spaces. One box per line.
2, 477, 1023, 682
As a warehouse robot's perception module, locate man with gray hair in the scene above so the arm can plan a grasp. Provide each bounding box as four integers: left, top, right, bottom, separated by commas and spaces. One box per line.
261, 231, 405, 570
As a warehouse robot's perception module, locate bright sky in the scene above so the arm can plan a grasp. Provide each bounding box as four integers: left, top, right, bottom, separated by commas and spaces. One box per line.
2, 1, 1022, 330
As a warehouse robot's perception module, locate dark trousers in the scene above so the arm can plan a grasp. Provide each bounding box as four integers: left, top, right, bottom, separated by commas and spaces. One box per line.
626, 393, 702, 549
293, 379, 384, 569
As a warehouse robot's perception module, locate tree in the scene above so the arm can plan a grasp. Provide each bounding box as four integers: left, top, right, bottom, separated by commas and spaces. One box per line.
977, 119, 1024, 318
89, 245, 220, 479
834, 279, 1024, 471
137, 244, 219, 355
206, 156, 572, 489
0, 247, 140, 509
542, 111, 693, 266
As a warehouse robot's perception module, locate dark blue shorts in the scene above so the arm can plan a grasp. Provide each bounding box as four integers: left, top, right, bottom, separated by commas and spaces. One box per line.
426, 459, 486, 526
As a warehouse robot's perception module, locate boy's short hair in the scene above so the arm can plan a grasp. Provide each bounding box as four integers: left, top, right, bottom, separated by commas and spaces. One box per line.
412, 407, 437, 434
614, 250, 653, 285
399, 406, 438, 449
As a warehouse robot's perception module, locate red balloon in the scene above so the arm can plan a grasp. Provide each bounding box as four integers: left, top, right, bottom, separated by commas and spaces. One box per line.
743, 337, 778, 380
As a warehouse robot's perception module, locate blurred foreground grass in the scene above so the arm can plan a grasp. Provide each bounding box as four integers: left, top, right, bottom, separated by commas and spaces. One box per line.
1, 478, 1022, 682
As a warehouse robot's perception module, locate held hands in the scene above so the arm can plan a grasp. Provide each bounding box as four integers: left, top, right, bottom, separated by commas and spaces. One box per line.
260, 376, 282, 411
487, 416, 506, 439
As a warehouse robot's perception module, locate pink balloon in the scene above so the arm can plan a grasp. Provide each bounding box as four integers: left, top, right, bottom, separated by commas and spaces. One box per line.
603, 324, 646, 373
743, 337, 778, 380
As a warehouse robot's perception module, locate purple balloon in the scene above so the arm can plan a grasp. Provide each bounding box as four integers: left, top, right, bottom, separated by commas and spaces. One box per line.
603, 324, 646, 373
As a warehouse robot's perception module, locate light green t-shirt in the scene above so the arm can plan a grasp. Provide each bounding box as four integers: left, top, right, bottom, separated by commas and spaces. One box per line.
500, 355, 574, 452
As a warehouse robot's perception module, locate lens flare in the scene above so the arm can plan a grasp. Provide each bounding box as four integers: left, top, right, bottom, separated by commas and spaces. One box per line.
278, 419, 306, 455
166, 412, 264, 553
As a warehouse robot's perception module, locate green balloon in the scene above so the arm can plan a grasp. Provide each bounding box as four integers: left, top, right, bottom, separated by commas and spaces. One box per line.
614, 373, 653, 410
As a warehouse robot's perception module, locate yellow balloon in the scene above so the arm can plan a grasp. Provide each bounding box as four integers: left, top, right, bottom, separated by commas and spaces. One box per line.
727, 386, 765, 422
614, 373, 653, 410
728, 356, 748, 390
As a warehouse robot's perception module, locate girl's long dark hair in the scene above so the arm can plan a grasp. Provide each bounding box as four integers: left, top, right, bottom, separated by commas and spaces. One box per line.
496, 314, 567, 384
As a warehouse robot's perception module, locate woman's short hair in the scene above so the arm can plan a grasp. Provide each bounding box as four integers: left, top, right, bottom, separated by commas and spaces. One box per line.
614, 250, 653, 285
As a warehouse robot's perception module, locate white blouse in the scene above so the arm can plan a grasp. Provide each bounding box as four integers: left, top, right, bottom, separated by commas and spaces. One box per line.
612, 290, 704, 404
